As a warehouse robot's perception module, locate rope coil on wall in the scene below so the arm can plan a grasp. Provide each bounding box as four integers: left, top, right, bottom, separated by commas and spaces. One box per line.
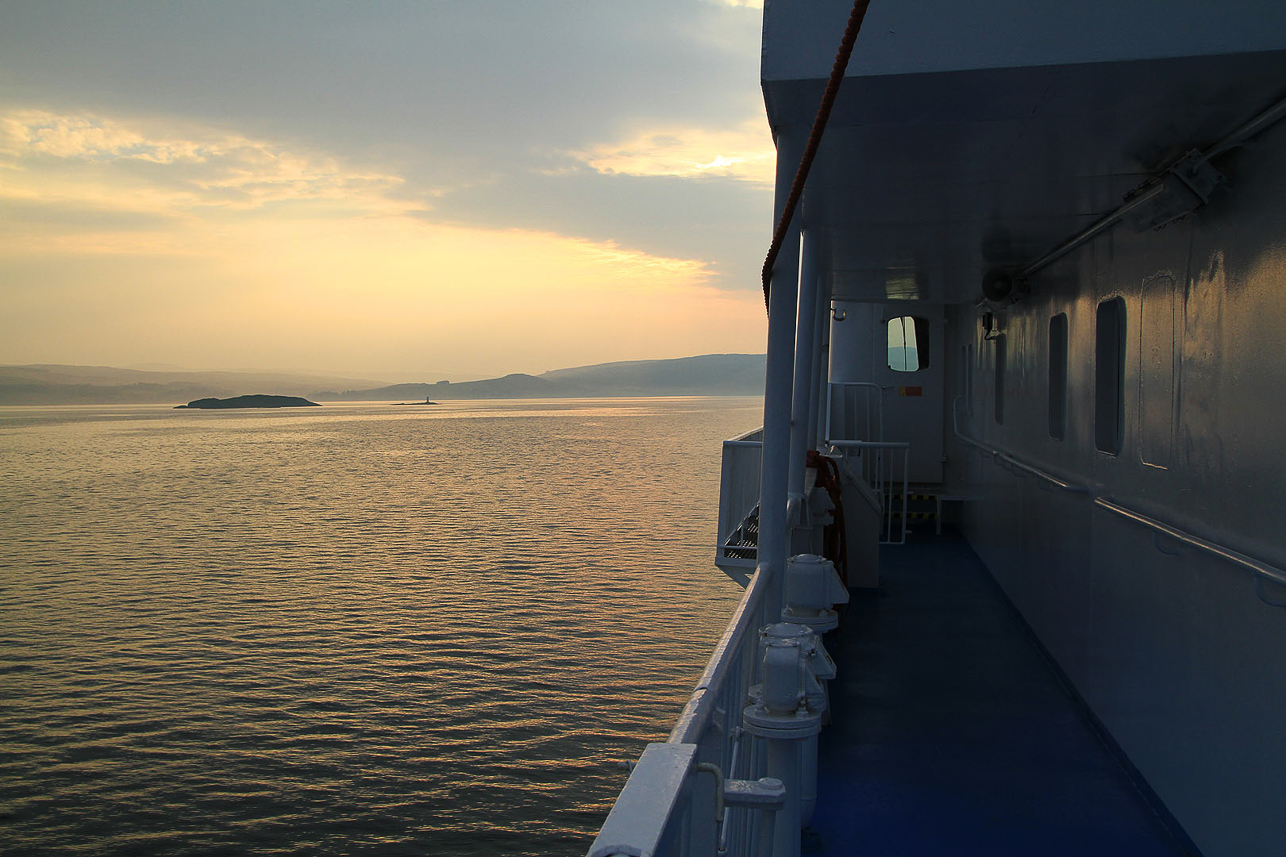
761, 0, 872, 310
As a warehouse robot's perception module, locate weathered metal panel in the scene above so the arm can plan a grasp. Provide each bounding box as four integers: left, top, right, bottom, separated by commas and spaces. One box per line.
950, 110, 1286, 857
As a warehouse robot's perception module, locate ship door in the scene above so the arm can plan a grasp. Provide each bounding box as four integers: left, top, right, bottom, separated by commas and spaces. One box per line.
873, 305, 944, 483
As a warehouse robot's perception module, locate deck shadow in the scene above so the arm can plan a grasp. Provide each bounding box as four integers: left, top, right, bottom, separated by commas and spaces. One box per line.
808, 530, 1193, 856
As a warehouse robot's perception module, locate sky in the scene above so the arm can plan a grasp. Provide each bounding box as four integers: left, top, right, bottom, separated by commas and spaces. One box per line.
0, 0, 773, 381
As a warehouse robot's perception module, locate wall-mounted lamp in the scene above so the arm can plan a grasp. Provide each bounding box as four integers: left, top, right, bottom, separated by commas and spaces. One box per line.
982, 269, 1019, 304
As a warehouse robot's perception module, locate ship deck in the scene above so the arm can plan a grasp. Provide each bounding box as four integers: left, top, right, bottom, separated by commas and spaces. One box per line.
808, 531, 1192, 856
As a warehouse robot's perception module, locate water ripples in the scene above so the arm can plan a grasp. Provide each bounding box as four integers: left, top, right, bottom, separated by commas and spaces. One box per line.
0, 398, 758, 855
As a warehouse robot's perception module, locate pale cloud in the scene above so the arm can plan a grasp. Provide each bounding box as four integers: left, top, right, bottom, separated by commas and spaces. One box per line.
0, 107, 767, 376
0, 109, 408, 215
572, 120, 775, 184
0, 206, 762, 378
708, 0, 764, 8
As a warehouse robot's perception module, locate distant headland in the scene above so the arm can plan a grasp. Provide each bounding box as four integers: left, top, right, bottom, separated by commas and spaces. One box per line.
0, 354, 766, 405
175, 395, 321, 409
316, 354, 767, 401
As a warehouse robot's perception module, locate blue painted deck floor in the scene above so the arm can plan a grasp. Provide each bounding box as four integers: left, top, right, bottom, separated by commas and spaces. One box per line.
809, 532, 1191, 856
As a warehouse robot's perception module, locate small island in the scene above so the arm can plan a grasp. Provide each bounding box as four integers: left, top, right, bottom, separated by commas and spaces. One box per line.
175, 395, 321, 409
394, 398, 439, 406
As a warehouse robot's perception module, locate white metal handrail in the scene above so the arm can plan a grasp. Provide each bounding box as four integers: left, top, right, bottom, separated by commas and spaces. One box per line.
825, 383, 914, 543
1095, 498, 1286, 608
951, 397, 1088, 494
825, 439, 910, 544
825, 381, 885, 447
588, 565, 778, 857
671, 563, 770, 744
952, 397, 1286, 608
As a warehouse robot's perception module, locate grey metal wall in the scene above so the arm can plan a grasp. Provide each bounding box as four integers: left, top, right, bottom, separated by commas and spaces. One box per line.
945, 115, 1286, 857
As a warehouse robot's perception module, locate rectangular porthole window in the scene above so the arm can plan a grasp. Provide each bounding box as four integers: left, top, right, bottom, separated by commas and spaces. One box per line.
1048, 314, 1068, 440
1095, 298, 1125, 455
887, 316, 930, 371
994, 334, 1006, 424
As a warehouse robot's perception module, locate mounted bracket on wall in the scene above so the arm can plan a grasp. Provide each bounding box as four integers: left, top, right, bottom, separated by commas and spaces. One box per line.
981, 310, 1000, 341
1121, 149, 1227, 232
830, 306, 847, 321
1011, 94, 1286, 283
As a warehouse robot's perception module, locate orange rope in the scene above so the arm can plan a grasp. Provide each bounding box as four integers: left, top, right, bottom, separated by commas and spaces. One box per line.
761, 0, 872, 310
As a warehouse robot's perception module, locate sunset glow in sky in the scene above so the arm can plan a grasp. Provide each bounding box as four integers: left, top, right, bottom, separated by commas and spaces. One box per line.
0, 1, 772, 380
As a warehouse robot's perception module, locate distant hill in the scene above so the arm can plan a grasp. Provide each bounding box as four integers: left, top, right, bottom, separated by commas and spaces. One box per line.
314, 354, 766, 401
0, 365, 385, 405
0, 355, 766, 405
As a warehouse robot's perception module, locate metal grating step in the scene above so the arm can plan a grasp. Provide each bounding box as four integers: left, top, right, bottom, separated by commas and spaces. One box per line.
721, 505, 759, 560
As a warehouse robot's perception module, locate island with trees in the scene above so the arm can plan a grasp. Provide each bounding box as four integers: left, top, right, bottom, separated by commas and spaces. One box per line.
175, 395, 321, 409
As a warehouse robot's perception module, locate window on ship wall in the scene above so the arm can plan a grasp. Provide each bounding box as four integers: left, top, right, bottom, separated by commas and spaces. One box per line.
887, 316, 930, 371
1095, 297, 1126, 455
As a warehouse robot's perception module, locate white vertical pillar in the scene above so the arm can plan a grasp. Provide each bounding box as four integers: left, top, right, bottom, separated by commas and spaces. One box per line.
788, 230, 819, 499
828, 300, 870, 384
758, 130, 803, 620
807, 278, 830, 449
766, 736, 801, 857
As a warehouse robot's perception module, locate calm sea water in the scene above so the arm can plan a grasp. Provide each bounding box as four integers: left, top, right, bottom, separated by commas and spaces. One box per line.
0, 398, 760, 856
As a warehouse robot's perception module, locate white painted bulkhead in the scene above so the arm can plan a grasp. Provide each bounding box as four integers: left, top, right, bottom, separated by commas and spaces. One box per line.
945, 110, 1286, 857
761, 2, 1286, 855
828, 301, 944, 482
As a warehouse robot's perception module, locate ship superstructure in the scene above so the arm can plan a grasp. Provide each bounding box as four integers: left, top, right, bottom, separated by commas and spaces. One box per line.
590, 2, 1286, 855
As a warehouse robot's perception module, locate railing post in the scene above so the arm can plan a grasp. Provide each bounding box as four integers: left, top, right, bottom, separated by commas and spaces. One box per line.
686, 728, 722, 855
717, 440, 737, 565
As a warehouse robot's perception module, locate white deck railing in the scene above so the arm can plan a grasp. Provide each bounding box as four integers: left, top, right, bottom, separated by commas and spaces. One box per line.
824, 383, 911, 544
592, 408, 868, 856
825, 439, 910, 545
587, 564, 785, 857
716, 428, 764, 579
825, 382, 885, 450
